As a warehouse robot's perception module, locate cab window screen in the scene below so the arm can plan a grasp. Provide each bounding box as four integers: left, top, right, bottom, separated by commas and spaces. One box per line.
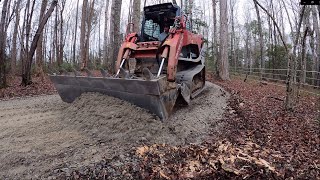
144, 19, 160, 39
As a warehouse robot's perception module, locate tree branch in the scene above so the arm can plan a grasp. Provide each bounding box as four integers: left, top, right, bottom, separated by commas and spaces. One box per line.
253, 0, 289, 52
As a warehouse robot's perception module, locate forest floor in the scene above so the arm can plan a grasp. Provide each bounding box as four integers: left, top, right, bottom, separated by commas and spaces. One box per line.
208, 74, 319, 179
0, 74, 319, 179
0, 75, 56, 100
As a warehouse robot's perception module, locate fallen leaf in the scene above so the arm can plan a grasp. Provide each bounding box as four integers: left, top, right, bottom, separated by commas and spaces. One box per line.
188, 160, 200, 172
258, 158, 276, 172
221, 163, 241, 175
159, 170, 170, 180
136, 146, 149, 156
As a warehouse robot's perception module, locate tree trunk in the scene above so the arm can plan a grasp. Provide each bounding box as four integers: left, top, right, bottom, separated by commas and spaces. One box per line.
54, 6, 60, 66
103, 0, 110, 67
11, 0, 21, 74
218, 0, 230, 80
281, 0, 294, 39
286, 6, 306, 110
23, 0, 36, 79
0, 0, 9, 88
127, 0, 133, 29
108, 0, 115, 71
21, 0, 58, 86
85, 0, 95, 69
59, 0, 66, 67
189, 0, 193, 29
318, 5, 320, 20
267, 5, 273, 76
272, 5, 277, 77
98, 13, 101, 64
302, 7, 311, 85
20, 0, 30, 75
312, 6, 319, 86
43, 25, 48, 67
80, 0, 88, 69
132, 0, 141, 32
230, 0, 236, 73
245, 23, 251, 73
109, 0, 122, 73
35, 0, 48, 79
212, 0, 218, 73
49, 13, 54, 66
73, 0, 80, 65
300, 27, 308, 88
3, 0, 15, 35
253, 0, 264, 81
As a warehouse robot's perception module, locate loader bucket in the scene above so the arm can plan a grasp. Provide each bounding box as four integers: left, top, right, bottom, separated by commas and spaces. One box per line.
49, 75, 179, 120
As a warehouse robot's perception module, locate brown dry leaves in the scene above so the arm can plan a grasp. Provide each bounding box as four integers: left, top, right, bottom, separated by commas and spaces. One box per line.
135, 141, 281, 179
0, 75, 56, 100
208, 74, 320, 179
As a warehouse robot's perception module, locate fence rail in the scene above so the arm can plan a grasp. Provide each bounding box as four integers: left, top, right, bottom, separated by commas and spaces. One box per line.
229, 67, 320, 95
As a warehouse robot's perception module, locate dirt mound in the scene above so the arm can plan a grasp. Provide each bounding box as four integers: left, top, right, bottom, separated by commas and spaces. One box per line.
61, 82, 229, 157
0, 82, 229, 179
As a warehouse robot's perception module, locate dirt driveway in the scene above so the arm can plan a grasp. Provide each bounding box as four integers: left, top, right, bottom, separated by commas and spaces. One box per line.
0, 82, 229, 179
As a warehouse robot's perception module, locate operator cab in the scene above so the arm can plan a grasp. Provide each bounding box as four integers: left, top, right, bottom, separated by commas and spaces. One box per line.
141, 3, 181, 42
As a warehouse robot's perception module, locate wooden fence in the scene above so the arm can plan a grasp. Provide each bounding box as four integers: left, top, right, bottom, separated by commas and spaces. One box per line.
229, 67, 320, 95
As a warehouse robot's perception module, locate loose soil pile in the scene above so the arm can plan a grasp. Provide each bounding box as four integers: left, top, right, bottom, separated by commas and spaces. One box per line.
0, 82, 229, 179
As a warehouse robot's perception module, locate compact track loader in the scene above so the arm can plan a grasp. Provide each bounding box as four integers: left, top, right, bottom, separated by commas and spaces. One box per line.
50, 2, 206, 120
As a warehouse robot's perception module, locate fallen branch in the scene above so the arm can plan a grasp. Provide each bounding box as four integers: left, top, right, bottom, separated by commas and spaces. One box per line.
267, 96, 284, 101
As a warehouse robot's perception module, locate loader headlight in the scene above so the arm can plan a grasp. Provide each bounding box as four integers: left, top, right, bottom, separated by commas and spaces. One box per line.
167, 5, 172, 8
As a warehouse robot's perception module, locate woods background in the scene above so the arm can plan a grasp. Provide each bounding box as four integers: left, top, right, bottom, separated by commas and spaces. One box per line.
0, 0, 319, 97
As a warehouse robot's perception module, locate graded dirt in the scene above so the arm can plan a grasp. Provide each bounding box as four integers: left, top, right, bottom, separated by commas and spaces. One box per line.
0, 82, 229, 179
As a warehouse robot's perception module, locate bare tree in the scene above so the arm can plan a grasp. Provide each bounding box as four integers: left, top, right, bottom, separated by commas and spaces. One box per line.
78, 0, 97, 69
300, 27, 308, 87
230, 0, 236, 72
21, 0, 58, 86
85, 0, 95, 68
218, 0, 230, 80
253, 0, 306, 110
253, 0, 264, 81
301, 7, 311, 85
0, 0, 9, 88
109, 0, 123, 73
212, 0, 218, 72
49, 9, 54, 66
103, 0, 110, 67
19, 0, 30, 73
244, 14, 252, 73
73, 0, 80, 65
312, 6, 319, 86
108, 0, 115, 70
80, 0, 88, 69
4, 0, 15, 33
35, 0, 48, 78
189, 0, 193, 29
58, 0, 66, 67
132, 0, 141, 32
318, 5, 320, 20
53, 3, 58, 65
11, 0, 21, 74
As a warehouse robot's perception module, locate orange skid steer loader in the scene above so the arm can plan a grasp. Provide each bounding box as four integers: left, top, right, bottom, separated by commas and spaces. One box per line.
50, 2, 206, 120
